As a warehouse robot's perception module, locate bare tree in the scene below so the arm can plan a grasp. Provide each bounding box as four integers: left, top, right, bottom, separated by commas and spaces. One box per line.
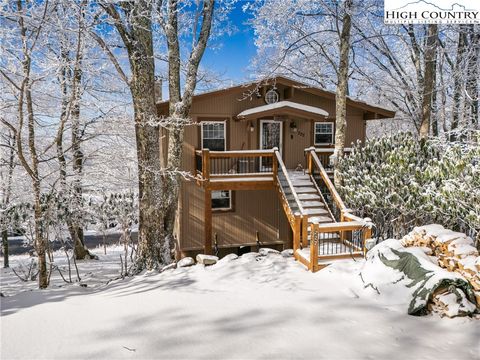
159, 0, 215, 257
95, 0, 216, 269
450, 26, 468, 139
465, 25, 479, 128
1, 0, 51, 288
95, 1, 167, 270
54, 0, 94, 260
333, 0, 352, 187
420, 24, 438, 138
0, 130, 16, 268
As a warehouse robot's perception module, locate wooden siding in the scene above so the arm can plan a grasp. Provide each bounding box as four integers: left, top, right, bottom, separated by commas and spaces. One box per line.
176, 84, 372, 252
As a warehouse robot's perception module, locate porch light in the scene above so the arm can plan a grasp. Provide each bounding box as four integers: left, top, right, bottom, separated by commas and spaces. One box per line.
290, 121, 298, 133
248, 122, 255, 132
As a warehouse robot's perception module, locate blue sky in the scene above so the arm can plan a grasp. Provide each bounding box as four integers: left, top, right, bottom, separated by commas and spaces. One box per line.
201, 3, 257, 83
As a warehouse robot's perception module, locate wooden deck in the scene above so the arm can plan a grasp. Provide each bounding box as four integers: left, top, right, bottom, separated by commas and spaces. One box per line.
195, 147, 373, 272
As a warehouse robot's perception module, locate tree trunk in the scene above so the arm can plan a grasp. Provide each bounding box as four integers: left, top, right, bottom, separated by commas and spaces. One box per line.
1, 130, 15, 268
128, 2, 165, 271
2, 230, 8, 268
431, 49, 438, 137
101, 1, 166, 271
33, 182, 48, 288
451, 26, 467, 139
162, 0, 215, 257
70, 3, 90, 260
56, 11, 92, 260
334, 0, 352, 188
465, 25, 479, 128
419, 24, 438, 139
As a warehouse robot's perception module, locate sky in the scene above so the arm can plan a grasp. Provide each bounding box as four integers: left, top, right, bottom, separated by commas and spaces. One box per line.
200, 3, 257, 84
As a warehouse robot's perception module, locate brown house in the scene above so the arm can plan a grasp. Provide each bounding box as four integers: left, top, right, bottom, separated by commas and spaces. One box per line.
157, 77, 395, 269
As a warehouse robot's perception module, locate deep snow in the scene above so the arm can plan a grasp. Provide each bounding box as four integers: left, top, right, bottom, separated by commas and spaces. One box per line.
1, 247, 479, 359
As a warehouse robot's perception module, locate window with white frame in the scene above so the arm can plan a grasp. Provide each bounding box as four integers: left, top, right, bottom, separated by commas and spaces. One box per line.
314, 122, 334, 145
201, 121, 226, 151
212, 190, 232, 210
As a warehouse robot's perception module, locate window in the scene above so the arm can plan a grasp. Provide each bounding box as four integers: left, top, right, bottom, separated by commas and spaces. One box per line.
212, 190, 232, 210
314, 122, 334, 145
201, 121, 226, 151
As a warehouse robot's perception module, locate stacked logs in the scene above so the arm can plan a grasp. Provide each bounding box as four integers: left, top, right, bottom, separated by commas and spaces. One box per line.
401, 224, 480, 314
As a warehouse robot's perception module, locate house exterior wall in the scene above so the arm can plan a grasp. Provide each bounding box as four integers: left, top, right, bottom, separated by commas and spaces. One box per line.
166, 83, 375, 254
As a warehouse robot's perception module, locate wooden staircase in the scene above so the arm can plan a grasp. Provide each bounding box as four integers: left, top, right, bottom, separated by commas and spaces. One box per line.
275, 148, 374, 272
286, 171, 332, 225
194, 146, 373, 271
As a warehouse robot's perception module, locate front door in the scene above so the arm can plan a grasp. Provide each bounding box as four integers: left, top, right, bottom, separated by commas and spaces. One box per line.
260, 119, 283, 170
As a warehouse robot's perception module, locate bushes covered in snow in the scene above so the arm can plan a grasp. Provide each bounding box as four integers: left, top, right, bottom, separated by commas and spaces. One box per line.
337, 132, 480, 242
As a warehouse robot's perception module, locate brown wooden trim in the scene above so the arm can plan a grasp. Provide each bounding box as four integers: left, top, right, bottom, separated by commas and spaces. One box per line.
210, 173, 273, 178
312, 119, 335, 146
209, 180, 274, 191
308, 150, 346, 211
301, 216, 308, 248
156, 76, 395, 119
198, 117, 229, 151
212, 190, 235, 214
314, 221, 365, 232
293, 216, 302, 251
310, 226, 319, 272
208, 151, 274, 158
294, 250, 310, 268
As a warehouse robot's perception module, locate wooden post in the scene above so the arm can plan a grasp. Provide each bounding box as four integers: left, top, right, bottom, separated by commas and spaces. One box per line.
310, 223, 319, 272
293, 215, 302, 252
202, 148, 210, 185
340, 212, 345, 243
307, 149, 313, 175
272, 151, 278, 177
301, 216, 308, 248
363, 226, 372, 257
204, 188, 213, 255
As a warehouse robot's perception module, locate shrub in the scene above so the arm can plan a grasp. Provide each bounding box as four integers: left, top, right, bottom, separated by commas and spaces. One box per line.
337, 132, 480, 243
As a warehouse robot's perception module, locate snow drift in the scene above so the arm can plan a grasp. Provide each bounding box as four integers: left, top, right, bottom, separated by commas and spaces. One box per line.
361, 239, 477, 317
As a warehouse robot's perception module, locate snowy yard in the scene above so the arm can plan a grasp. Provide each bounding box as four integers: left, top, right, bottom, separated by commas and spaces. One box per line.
1, 247, 478, 360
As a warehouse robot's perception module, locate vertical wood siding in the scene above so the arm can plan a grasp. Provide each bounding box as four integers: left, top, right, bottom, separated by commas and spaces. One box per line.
176, 84, 369, 251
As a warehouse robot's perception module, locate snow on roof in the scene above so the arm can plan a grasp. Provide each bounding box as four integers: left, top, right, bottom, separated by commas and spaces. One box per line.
237, 100, 329, 118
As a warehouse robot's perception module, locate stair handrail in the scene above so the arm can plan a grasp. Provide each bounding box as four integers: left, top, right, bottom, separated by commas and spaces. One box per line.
306, 147, 345, 210
274, 148, 305, 215
307, 147, 374, 225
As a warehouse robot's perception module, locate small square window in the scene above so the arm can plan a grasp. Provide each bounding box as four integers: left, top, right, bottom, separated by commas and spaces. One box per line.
314, 122, 334, 145
202, 122, 226, 151
212, 190, 232, 210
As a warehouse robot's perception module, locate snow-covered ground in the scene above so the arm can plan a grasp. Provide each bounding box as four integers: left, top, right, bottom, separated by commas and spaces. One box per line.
1, 247, 479, 359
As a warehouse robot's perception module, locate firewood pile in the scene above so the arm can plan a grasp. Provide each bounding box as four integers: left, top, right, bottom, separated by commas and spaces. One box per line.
401, 224, 480, 316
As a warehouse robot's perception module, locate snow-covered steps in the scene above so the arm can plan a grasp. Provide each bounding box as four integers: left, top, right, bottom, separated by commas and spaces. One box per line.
301, 201, 325, 208
303, 208, 329, 216
290, 180, 314, 187
308, 215, 332, 224
287, 194, 322, 202
279, 170, 335, 224
296, 193, 321, 201
293, 187, 317, 194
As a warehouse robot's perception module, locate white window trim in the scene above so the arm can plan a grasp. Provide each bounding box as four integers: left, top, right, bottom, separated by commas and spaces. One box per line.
314, 122, 334, 146
212, 190, 232, 211
201, 120, 227, 150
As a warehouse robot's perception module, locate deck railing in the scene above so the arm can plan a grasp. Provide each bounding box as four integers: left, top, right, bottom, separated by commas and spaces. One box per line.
195, 149, 276, 179
301, 147, 373, 272
273, 149, 307, 250
313, 148, 352, 172
194, 146, 372, 272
